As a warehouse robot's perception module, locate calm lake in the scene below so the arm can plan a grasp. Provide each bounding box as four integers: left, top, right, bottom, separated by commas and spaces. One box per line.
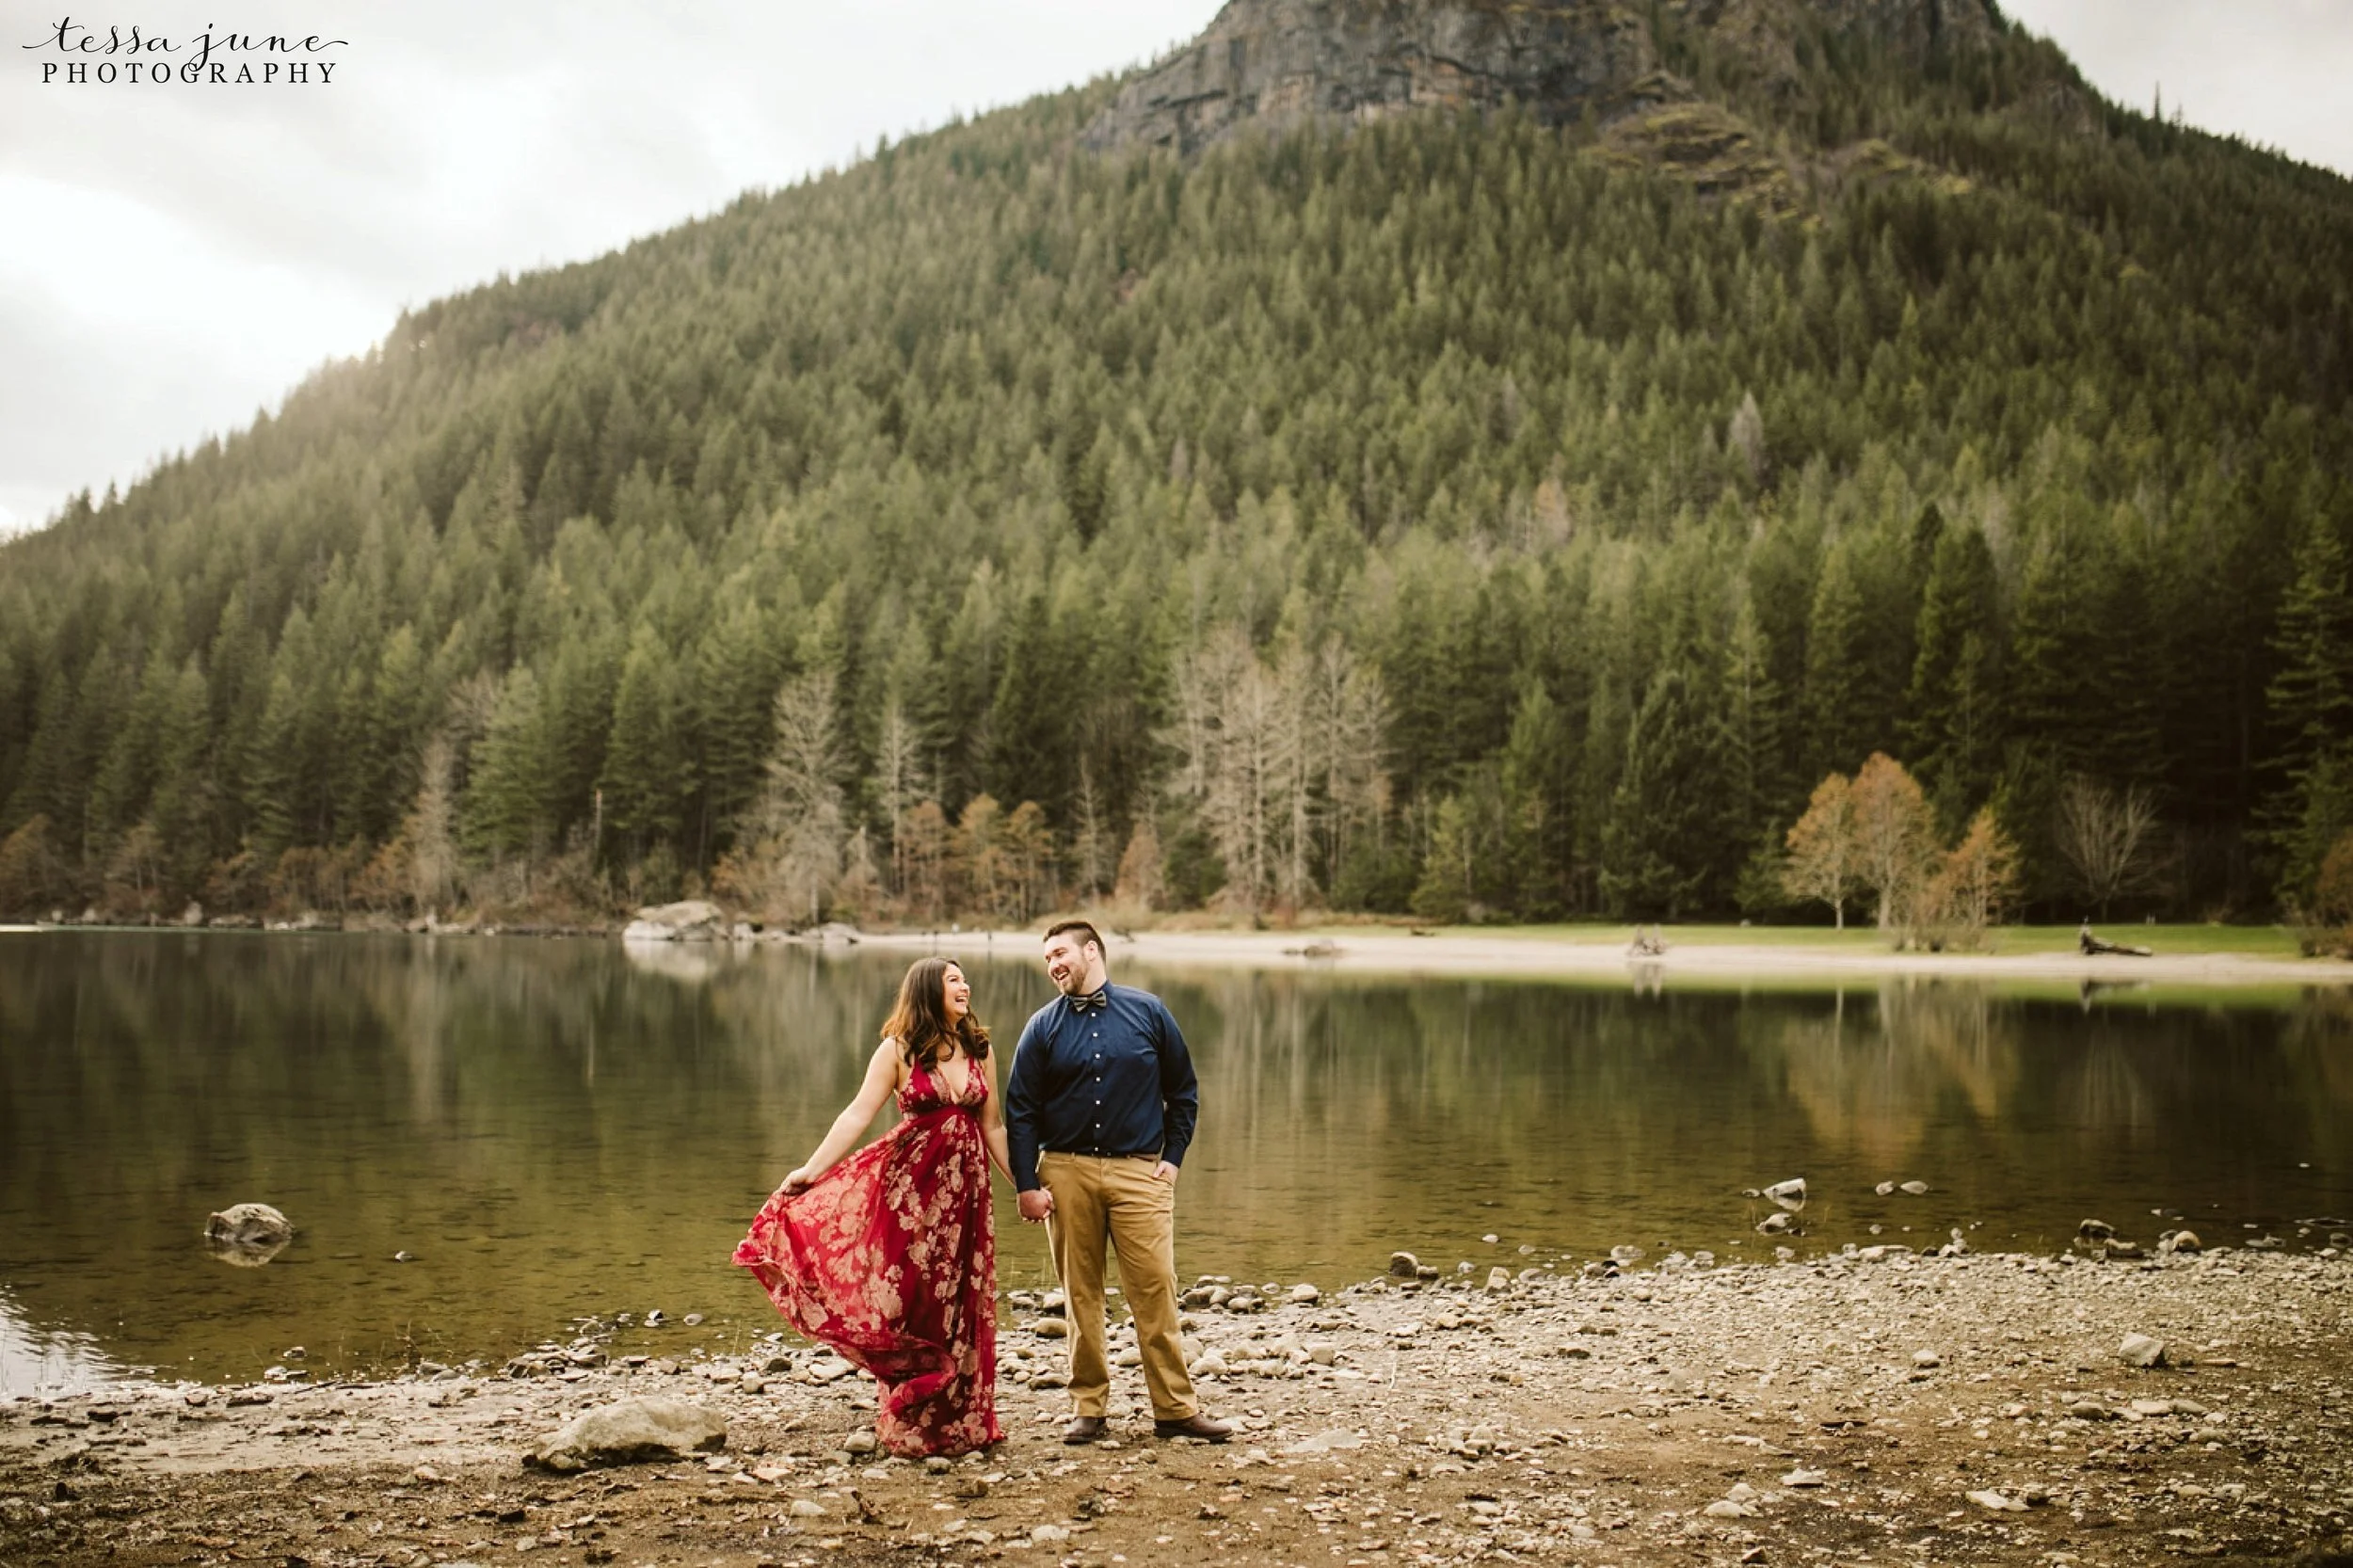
2, 931, 2347, 1397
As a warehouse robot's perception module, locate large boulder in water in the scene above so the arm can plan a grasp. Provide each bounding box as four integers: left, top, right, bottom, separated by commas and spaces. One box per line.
622, 900, 726, 943
206, 1203, 292, 1246
205, 1202, 293, 1266
527, 1398, 727, 1472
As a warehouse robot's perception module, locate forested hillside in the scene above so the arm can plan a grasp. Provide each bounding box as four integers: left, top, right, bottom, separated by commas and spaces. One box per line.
3, 1, 2351, 931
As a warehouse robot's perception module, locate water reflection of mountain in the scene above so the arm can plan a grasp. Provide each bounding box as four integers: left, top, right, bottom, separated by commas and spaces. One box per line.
0, 934, 2345, 1388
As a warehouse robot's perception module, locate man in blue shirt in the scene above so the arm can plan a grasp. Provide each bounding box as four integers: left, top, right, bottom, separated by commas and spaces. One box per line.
1007, 920, 1231, 1444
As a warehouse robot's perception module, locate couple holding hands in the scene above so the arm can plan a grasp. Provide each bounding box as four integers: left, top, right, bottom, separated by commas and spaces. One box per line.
732, 921, 1233, 1457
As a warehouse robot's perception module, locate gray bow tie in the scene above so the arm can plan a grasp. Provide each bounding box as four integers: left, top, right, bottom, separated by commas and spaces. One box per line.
1069, 989, 1110, 1016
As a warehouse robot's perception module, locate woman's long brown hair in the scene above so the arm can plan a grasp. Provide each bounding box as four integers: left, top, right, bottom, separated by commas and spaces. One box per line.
881, 956, 991, 1068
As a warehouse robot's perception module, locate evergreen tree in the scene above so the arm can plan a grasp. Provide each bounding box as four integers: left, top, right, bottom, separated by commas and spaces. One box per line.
1903, 525, 2003, 830
2263, 509, 2353, 898
1599, 664, 1720, 918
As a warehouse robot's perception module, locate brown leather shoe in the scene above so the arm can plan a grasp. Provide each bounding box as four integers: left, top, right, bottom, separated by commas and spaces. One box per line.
1153, 1412, 1233, 1442
1062, 1416, 1109, 1445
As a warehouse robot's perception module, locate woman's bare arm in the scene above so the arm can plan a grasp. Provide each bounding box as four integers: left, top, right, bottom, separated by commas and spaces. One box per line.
980, 1046, 1014, 1186
782, 1040, 904, 1193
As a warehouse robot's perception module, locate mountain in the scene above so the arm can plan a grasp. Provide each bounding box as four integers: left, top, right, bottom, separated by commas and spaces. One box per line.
1082, 0, 1996, 157
2, 1, 2350, 933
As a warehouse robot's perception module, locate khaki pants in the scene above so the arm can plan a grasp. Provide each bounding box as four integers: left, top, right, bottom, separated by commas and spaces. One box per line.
1039, 1153, 1195, 1422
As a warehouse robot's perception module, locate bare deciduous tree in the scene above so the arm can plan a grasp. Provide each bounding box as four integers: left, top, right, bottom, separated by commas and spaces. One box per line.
873, 695, 922, 892
2054, 775, 2163, 919
1310, 638, 1388, 894
407, 733, 460, 914
1113, 817, 1165, 912
719, 672, 844, 926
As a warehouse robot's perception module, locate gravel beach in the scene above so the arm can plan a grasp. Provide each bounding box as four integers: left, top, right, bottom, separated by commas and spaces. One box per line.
6, 1241, 2348, 1567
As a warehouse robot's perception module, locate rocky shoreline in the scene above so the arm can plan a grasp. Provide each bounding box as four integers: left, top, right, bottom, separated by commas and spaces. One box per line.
6, 1245, 2349, 1566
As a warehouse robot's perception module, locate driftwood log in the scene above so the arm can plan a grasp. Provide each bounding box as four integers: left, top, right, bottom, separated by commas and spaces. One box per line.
2078, 921, 2153, 958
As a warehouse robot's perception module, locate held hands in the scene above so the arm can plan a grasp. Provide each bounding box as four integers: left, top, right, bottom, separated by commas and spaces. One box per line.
1017, 1189, 1055, 1224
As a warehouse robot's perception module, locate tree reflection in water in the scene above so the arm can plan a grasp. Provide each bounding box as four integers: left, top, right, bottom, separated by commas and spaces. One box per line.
0, 933, 2344, 1391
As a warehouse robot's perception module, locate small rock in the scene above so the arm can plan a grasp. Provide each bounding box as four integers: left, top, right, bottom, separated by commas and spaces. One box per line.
682, 1313, 704, 1326
1481, 1233, 1500, 1245
411, 1464, 443, 1484
1289, 1283, 1321, 1304
789, 1498, 827, 1518
1030, 1524, 1071, 1544
2118, 1333, 2167, 1368
1874, 1181, 1897, 1196
1967, 1489, 2027, 1512
392, 1250, 417, 1263
1386, 1251, 1421, 1279
808, 1356, 858, 1382
1705, 1499, 1757, 1519
1485, 1267, 1511, 1291
1781, 1469, 1826, 1488
1762, 1177, 1806, 1208
1032, 1318, 1070, 1339
1912, 1350, 1941, 1368
1756, 1211, 1795, 1235
1609, 1244, 1644, 1266
842, 1432, 878, 1456
526, 1398, 728, 1473
1897, 1180, 1929, 1195
2161, 1229, 2201, 1255
2076, 1219, 2116, 1244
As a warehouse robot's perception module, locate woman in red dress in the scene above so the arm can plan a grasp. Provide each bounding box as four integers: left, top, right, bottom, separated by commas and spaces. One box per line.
734, 957, 1008, 1456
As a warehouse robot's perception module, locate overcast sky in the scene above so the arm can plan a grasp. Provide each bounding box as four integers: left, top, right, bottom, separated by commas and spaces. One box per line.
2, 0, 2347, 538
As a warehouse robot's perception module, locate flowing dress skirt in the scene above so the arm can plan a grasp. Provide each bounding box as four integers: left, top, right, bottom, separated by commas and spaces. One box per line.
734, 1067, 1000, 1456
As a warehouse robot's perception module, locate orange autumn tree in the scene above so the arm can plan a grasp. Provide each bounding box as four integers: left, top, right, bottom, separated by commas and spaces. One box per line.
1782, 771, 1861, 929
1924, 807, 2024, 942
1849, 752, 1938, 931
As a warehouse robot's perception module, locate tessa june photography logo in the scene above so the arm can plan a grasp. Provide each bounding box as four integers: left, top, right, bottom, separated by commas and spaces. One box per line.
25, 17, 347, 85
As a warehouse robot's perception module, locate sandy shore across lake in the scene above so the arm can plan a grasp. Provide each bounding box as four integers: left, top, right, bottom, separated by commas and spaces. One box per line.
854, 926, 2353, 989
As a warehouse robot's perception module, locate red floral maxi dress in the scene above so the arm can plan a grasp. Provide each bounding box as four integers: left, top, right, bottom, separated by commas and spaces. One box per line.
733, 1056, 1000, 1456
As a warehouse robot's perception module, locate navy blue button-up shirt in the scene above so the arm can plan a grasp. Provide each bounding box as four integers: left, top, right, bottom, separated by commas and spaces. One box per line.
1004, 982, 1198, 1193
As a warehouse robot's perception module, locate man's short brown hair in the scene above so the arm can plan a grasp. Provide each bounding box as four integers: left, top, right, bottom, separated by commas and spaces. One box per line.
1043, 919, 1104, 957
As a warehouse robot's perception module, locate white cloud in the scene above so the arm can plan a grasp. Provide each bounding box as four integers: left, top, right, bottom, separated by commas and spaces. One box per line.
2000, 0, 2353, 175
0, 0, 1221, 535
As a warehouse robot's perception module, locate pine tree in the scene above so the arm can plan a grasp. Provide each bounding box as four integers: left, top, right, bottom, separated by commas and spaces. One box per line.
1802, 539, 1873, 776
1903, 525, 2003, 829
1599, 664, 1720, 919
599, 624, 691, 855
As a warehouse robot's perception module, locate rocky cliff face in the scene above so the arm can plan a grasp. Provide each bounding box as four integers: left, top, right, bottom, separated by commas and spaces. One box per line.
1081, 1, 1658, 157
1082, 0, 1998, 157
